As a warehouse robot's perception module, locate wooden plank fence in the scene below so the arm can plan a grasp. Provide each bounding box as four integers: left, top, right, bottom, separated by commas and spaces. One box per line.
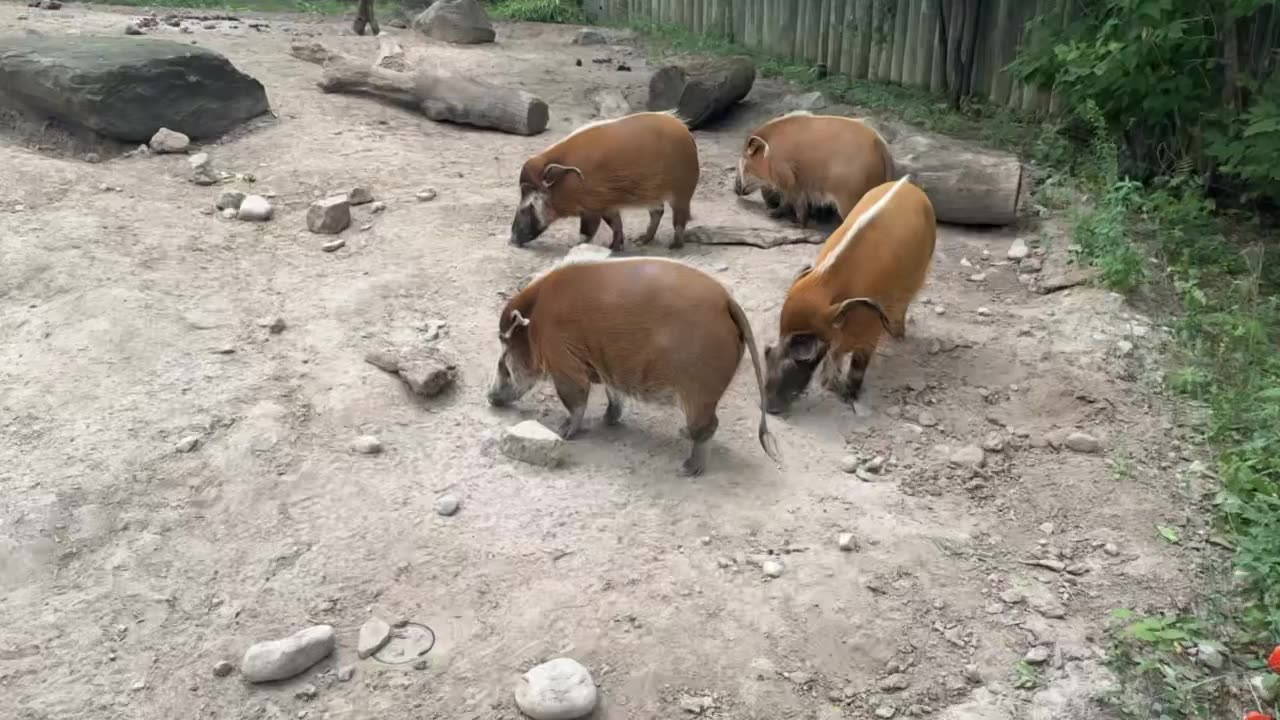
582, 0, 1059, 113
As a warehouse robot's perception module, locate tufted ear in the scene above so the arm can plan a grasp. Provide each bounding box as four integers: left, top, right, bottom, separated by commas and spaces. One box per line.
542, 164, 584, 187
828, 297, 892, 331
501, 309, 531, 340
745, 135, 769, 157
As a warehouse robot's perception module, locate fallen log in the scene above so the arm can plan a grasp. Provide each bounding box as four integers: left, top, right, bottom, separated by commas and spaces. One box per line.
646, 56, 756, 129
289, 41, 548, 136
875, 121, 1023, 226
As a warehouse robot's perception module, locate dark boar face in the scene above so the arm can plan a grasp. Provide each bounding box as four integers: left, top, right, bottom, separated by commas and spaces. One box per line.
509, 183, 554, 247
763, 332, 828, 415
733, 135, 770, 196
508, 163, 583, 247
486, 310, 540, 406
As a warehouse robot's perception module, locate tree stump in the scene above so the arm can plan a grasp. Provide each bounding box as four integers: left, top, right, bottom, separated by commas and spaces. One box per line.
646, 56, 756, 129
289, 41, 547, 136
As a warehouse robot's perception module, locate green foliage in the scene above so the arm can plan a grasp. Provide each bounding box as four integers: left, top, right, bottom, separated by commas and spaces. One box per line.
1011, 0, 1280, 204
485, 0, 585, 23
104, 0, 375, 11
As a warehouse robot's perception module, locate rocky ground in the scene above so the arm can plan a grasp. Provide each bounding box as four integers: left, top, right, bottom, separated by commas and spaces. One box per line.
0, 3, 1222, 719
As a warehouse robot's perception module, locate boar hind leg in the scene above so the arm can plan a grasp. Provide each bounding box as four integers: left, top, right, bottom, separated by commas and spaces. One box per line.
578, 213, 602, 244
669, 201, 691, 249
552, 375, 590, 439
680, 403, 720, 477
602, 209, 625, 252
633, 206, 664, 246
604, 387, 625, 425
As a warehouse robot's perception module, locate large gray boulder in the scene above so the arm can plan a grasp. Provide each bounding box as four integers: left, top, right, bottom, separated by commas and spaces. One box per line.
0, 35, 269, 142
412, 0, 495, 44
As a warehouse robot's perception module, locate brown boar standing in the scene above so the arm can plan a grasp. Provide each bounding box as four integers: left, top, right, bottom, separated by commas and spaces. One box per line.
733, 111, 893, 227
487, 257, 780, 476
509, 111, 700, 251
763, 176, 936, 414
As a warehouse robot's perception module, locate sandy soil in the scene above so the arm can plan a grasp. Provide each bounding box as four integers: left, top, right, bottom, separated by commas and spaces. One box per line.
0, 3, 1218, 719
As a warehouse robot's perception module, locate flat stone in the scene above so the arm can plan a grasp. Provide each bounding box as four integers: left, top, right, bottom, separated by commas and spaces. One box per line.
306, 195, 350, 234
413, 0, 495, 44
781, 90, 829, 112
1028, 595, 1067, 619
399, 359, 457, 398
514, 657, 597, 720
240, 625, 334, 683
500, 420, 564, 468
347, 186, 374, 205
294, 683, 317, 700
215, 190, 245, 210
572, 28, 607, 45
1064, 431, 1102, 454
878, 673, 910, 691
837, 532, 857, 551
981, 432, 1004, 452
433, 494, 460, 516
336, 665, 355, 682
237, 195, 272, 221
175, 435, 200, 453
321, 238, 345, 252
1007, 238, 1029, 260
762, 559, 784, 578
149, 126, 189, 153
917, 409, 938, 427
948, 444, 985, 468
220, 207, 237, 219
0, 36, 269, 142
416, 188, 438, 201
351, 435, 383, 455
370, 200, 386, 213
357, 617, 391, 659
1195, 642, 1225, 669
998, 589, 1025, 604
875, 706, 896, 719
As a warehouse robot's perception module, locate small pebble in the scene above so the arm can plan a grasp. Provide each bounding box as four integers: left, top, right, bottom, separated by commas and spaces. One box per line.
839, 454, 861, 473
351, 435, 383, 455
762, 560, 784, 578
1024, 646, 1051, 664
321, 238, 346, 252
948, 444, 985, 468
211, 661, 233, 677
220, 207, 237, 219
357, 617, 392, 659
837, 533, 857, 551
347, 186, 374, 205
237, 195, 273, 222
933, 306, 946, 315
1007, 238, 1029, 260
1064, 431, 1102, 454
1038, 522, 1055, 535
863, 455, 885, 473
416, 188, 437, 202
981, 432, 1004, 452
294, 683, 317, 700
216, 190, 245, 211
433, 494, 460, 516
175, 435, 201, 453
149, 127, 190, 154
875, 706, 896, 719
124, 21, 143, 34
976, 306, 992, 316
370, 200, 386, 213
336, 665, 355, 682
1103, 542, 1119, 556
917, 410, 938, 427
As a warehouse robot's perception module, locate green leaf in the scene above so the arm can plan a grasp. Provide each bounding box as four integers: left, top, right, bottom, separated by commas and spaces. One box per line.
1157, 525, 1181, 544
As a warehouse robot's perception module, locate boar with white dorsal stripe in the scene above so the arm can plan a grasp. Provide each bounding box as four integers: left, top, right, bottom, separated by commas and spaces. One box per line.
733, 112, 894, 228
762, 176, 936, 415
486, 256, 780, 476
508, 111, 700, 251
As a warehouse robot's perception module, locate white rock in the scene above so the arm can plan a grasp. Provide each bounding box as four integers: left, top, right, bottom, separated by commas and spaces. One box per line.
433, 494, 460, 516
981, 432, 1004, 452
149, 127, 189, 153
917, 409, 938, 427
1024, 646, 1051, 664
351, 435, 383, 455
1249, 673, 1278, 702
336, 665, 355, 682
998, 589, 1025, 604
220, 207, 237, 219
839, 454, 861, 473
514, 658, 598, 720
976, 306, 992, 316
416, 188, 437, 202
949, 445, 985, 468
1103, 542, 1119, 556
1064, 431, 1102, 454
500, 420, 564, 467
357, 617, 391, 659
175, 435, 201, 453
837, 533, 857, 551
306, 195, 351, 234
1195, 642, 1225, 669
240, 625, 335, 683
237, 195, 273, 221
370, 200, 386, 213
875, 706, 896, 719
934, 305, 946, 315
1007, 238, 1029, 260
216, 190, 245, 211
322, 238, 345, 252
762, 560, 784, 578
189, 152, 219, 185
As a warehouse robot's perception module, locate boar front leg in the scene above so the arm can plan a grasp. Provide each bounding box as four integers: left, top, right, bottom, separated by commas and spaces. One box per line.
552, 374, 590, 439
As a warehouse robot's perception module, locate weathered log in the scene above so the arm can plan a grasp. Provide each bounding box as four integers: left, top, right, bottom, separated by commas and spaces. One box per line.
289, 41, 548, 136
646, 56, 756, 129
880, 124, 1023, 226
374, 36, 407, 71
684, 224, 826, 249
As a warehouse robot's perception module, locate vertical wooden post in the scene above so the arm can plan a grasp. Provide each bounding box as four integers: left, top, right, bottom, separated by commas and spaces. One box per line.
851, 0, 872, 79
828, 0, 847, 76
902, 0, 921, 88
889, 0, 910, 83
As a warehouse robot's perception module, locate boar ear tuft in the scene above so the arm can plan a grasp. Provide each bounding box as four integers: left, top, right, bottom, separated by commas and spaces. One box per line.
542, 164, 584, 187
745, 136, 769, 157
501, 309, 531, 340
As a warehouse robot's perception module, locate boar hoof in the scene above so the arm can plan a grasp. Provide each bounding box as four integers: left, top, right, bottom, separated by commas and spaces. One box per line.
557, 418, 582, 440
680, 456, 706, 477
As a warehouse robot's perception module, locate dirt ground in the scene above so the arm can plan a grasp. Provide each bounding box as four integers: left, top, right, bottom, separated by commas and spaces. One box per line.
0, 3, 1221, 719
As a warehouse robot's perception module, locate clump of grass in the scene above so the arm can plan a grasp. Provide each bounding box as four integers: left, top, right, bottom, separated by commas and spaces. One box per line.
484, 0, 585, 23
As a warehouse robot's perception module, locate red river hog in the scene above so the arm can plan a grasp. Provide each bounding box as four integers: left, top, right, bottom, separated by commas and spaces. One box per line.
486, 256, 780, 476
763, 175, 936, 414
733, 111, 894, 227
508, 111, 700, 251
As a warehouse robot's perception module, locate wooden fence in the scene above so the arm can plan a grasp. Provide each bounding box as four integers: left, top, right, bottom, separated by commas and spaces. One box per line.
581, 0, 1066, 113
